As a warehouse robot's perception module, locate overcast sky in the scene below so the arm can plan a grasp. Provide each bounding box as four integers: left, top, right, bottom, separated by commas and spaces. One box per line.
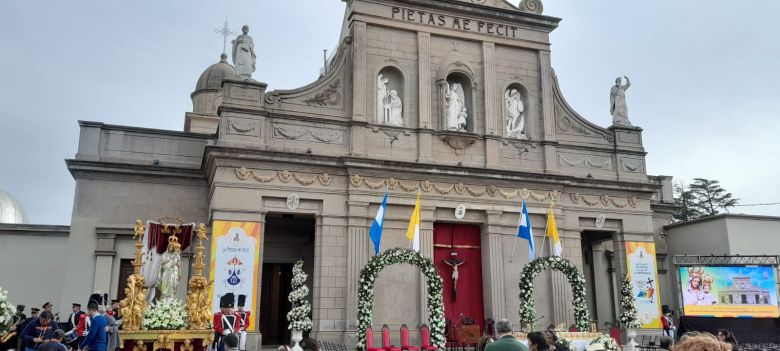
1, 0, 778, 225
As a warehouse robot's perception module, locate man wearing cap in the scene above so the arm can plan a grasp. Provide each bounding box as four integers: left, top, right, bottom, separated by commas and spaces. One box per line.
16, 308, 38, 351
213, 293, 242, 351
236, 295, 251, 351
64, 303, 83, 349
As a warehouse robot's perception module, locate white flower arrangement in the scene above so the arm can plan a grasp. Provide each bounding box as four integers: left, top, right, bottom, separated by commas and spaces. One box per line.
518, 257, 590, 331
143, 297, 188, 330
0, 287, 16, 334
559, 337, 576, 351
287, 260, 313, 332
618, 274, 642, 329
589, 334, 619, 351
356, 248, 445, 351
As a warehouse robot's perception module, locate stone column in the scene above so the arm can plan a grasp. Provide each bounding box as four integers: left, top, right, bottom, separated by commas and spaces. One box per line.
93, 233, 116, 294
482, 210, 506, 319
417, 32, 433, 163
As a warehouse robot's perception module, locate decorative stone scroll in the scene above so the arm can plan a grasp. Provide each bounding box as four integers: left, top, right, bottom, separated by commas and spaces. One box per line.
570, 193, 639, 209
303, 80, 341, 106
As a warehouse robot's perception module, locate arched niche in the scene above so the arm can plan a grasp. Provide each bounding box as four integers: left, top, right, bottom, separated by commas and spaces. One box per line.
376, 66, 405, 127
503, 82, 531, 139
439, 71, 476, 133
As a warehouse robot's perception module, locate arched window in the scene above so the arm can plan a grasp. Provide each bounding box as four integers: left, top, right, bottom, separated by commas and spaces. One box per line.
504, 83, 530, 139
376, 67, 405, 127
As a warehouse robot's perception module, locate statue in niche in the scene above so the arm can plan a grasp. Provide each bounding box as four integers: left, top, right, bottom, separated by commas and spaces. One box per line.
376, 74, 403, 126
231, 25, 256, 78
377, 74, 389, 123
387, 90, 403, 126
505, 88, 526, 138
610, 76, 632, 126
442, 81, 468, 132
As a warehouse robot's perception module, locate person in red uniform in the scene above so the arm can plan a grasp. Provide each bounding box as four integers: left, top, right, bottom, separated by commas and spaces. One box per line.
236, 295, 251, 351
213, 293, 242, 351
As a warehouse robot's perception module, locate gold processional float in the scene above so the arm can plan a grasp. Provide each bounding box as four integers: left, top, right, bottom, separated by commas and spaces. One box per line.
119, 220, 214, 351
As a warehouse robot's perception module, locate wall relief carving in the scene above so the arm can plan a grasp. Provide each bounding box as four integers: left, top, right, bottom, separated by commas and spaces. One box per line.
349, 174, 561, 202
272, 124, 344, 144
570, 193, 639, 209
234, 167, 333, 186
226, 118, 258, 136
620, 158, 643, 173
303, 79, 341, 106
558, 154, 612, 170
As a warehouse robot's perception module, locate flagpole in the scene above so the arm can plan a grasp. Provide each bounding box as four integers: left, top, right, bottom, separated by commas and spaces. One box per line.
538, 200, 554, 258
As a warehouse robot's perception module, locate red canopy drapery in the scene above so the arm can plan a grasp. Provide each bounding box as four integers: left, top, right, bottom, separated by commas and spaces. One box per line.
146, 221, 194, 254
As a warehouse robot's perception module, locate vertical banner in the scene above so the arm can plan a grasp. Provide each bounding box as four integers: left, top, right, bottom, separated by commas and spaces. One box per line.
625, 242, 662, 328
209, 221, 262, 331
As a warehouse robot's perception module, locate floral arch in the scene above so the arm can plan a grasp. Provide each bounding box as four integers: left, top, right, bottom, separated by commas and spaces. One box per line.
356, 247, 445, 351
518, 256, 590, 331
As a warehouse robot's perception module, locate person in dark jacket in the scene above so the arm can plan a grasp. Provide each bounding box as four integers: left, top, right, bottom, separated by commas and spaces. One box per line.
79, 303, 107, 351
484, 319, 529, 351
20, 311, 59, 351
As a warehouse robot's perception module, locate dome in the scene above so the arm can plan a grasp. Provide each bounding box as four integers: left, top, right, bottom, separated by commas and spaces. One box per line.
0, 190, 28, 224
195, 53, 236, 91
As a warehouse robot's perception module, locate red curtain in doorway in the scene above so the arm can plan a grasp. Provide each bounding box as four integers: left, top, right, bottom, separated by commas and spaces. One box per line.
433, 223, 484, 341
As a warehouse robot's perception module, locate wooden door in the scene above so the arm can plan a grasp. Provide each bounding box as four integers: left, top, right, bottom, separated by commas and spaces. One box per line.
259, 263, 293, 345
433, 223, 484, 342
116, 259, 134, 301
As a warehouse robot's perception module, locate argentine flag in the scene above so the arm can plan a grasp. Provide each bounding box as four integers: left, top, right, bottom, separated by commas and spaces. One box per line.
517, 199, 535, 261
369, 192, 388, 255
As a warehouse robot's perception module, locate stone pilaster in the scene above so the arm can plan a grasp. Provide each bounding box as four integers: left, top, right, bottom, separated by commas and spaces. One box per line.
418, 205, 435, 323
417, 32, 433, 163
538, 51, 559, 174
483, 210, 507, 319
352, 21, 367, 123
346, 201, 370, 329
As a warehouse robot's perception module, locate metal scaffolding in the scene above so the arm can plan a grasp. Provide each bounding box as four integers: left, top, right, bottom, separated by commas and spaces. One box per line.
673, 255, 780, 267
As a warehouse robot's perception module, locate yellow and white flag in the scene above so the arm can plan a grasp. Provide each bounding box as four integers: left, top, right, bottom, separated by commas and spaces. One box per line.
546, 205, 563, 256
405, 191, 421, 252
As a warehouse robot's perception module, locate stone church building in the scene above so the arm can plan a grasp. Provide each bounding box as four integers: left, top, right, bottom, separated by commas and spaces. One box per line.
1, 0, 677, 347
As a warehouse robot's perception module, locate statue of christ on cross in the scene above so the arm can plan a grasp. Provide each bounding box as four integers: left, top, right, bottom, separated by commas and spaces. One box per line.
442, 251, 465, 301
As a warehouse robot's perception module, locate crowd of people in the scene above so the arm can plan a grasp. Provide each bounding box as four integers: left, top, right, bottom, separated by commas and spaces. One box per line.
2, 294, 121, 351
473, 319, 742, 351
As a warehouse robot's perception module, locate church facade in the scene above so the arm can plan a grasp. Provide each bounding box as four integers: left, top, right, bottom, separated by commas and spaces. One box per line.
2, 0, 677, 347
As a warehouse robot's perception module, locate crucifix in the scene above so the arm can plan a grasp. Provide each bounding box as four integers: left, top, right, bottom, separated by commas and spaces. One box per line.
214, 18, 236, 55
443, 251, 465, 301
442, 225, 465, 301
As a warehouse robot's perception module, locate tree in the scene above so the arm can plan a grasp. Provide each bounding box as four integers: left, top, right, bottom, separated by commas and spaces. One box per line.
673, 181, 702, 222
689, 178, 739, 216
673, 178, 739, 222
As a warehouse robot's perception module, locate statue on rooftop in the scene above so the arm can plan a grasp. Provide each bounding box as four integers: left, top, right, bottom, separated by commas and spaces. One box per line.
232, 25, 256, 78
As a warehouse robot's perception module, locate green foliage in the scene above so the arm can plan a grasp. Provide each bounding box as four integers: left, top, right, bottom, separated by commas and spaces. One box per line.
673, 178, 739, 222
